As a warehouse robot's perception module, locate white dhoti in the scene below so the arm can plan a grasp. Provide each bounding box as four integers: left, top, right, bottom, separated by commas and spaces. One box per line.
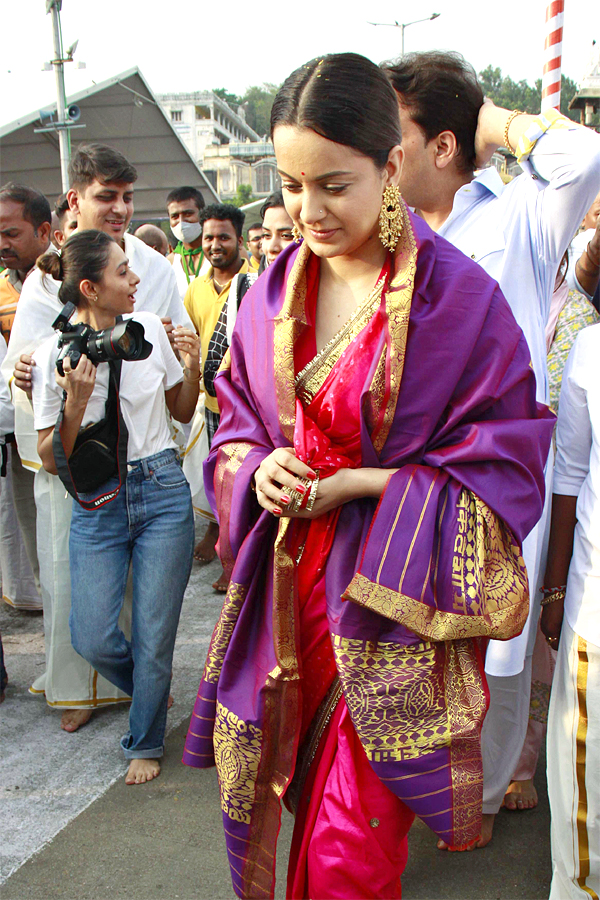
481, 448, 553, 812
548, 618, 600, 900
1, 443, 41, 610
30, 468, 130, 708
182, 393, 215, 522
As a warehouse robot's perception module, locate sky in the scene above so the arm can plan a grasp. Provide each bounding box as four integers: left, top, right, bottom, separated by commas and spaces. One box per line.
2, 0, 598, 128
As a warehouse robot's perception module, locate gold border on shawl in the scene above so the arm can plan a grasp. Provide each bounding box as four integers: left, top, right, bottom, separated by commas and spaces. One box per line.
242, 677, 302, 898
286, 678, 343, 815
214, 442, 254, 575
372, 201, 416, 453
295, 279, 386, 405
446, 640, 486, 845
272, 517, 299, 676
273, 241, 311, 443
204, 583, 248, 684
575, 638, 598, 899
343, 572, 528, 642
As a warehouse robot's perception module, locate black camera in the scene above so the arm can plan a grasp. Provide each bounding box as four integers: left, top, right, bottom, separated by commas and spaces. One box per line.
52, 302, 153, 376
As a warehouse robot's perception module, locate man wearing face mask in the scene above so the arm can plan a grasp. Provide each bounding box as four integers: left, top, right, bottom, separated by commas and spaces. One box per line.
166, 187, 210, 300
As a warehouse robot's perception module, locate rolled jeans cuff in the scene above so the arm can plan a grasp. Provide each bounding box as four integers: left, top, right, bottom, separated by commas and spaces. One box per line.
121, 736, 164, 760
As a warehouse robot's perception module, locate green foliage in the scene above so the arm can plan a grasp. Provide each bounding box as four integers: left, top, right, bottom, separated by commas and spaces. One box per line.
478, 66, 581, 122
212, 83, 280, 136
242, 83, 280, 136
229, 184, 254, 208
213, 87, 242, 109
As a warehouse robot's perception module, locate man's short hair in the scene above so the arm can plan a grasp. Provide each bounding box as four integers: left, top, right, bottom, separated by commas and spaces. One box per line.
247, 222, 263, 234
260, 190, 285, 221
0, 182, 52, 230
383, 51, 484, 175
199, 204, 245, 239
166, 186, 205, 213
68, 142, 138, 190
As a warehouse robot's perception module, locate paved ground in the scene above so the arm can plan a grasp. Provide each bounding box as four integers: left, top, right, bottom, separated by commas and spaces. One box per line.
1, 526, 552, 899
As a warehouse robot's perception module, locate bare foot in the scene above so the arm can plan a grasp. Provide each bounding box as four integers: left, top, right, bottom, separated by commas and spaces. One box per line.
437, 813, 495, 851
125, 759, 161, 785
61, 709, 93, 732
168, 694, 174, 709
503, 779, 538, 810
212, 569, 229, 593
194, 522, 219, 564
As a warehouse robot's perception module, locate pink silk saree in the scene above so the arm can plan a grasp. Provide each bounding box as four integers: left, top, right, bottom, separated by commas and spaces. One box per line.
183, 203, 555, 899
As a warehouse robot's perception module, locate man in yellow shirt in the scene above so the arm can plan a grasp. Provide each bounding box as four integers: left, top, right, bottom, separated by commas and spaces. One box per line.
184, 204, 248, 587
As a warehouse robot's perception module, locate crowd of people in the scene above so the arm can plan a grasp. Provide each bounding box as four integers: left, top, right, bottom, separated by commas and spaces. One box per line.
1, 47, 600, 900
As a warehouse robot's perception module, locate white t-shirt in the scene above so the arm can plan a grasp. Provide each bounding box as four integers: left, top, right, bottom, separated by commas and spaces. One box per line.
32, 312, 183, 463
553, 322, 600, 646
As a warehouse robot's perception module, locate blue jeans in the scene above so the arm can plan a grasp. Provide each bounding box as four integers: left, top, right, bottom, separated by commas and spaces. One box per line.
69, 449, 194, 759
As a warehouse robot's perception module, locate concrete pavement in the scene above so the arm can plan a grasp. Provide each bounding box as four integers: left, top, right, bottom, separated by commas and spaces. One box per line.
1, 542, 552, 899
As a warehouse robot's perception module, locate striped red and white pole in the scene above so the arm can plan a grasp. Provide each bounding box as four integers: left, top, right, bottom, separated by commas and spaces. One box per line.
541, 0, 564, 112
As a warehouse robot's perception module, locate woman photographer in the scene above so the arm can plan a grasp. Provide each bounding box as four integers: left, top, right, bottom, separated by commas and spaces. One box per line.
33, 229, 200, 785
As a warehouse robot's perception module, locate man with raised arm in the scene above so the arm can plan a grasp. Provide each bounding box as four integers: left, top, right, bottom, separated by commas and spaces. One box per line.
2, 142, 191, 732
384, 50, 600, 848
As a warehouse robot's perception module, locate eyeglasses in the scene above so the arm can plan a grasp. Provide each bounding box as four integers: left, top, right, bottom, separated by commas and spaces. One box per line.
248, 236, 263, 243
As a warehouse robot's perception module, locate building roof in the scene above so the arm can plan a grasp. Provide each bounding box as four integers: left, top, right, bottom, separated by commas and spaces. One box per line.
0, 68, 219, 218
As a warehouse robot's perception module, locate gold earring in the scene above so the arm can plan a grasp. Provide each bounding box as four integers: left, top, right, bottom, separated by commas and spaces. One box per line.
379, 185, 403, 251
292, 224, 303, 243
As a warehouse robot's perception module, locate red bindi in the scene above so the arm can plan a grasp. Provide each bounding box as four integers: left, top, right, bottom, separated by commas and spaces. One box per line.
301, 172, 305, 175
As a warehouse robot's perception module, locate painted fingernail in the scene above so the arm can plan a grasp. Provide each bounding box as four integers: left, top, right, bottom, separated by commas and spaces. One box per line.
273, 507, 283, 516
295, 483, 307, 494
280, 494, 291, 505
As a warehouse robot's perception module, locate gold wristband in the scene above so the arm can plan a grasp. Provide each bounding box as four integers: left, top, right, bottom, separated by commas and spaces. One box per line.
503, 109, 523, 154
183, 367, 201, 383
541, 589, 566, 607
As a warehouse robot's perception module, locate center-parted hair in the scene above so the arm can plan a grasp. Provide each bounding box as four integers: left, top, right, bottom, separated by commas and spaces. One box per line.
383, 51, 483, 175
270, 53, 401, 169
37, 229, 115, 308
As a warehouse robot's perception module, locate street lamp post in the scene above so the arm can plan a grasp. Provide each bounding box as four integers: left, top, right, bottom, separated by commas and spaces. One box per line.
368, 13, 441, 55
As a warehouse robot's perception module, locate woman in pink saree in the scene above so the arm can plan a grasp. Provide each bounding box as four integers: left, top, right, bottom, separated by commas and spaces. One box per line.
183, 53, 554, 899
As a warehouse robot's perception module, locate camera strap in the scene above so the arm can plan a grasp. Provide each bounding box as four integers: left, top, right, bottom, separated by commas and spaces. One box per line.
52, 359, 129, 510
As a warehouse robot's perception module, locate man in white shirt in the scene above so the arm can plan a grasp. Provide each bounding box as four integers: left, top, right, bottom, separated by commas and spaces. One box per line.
385, 50, 600, 847
2, 142, 192, 733
541, 325, 600, 899
567, 191, 600, 303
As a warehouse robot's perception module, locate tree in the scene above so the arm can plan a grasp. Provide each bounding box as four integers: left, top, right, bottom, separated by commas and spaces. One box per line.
212, 87, 242, 109
229, 184, 254, 208
478, 66, 580, 122
241, 83, 280, 136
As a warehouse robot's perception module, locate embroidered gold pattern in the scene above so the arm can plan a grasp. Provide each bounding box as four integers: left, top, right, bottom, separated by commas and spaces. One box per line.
451, 489, 528, 616
272, 518, 298, 675
214, 702, 262, 825
214, 442, 254, 574
295, 278, 386, 405
344, 491, 528, 642
203, 583, 247, 684
273, 241, 311, 442
445, 640, 487, 844
374, 200, 416, 452
332, 635, 449, 762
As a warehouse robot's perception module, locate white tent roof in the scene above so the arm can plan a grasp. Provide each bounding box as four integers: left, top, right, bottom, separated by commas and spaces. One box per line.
0, 67, 219, 219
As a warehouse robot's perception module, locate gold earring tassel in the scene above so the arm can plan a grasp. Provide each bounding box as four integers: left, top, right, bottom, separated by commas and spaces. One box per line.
292, 224, 303, 243
379, 185, 403, 251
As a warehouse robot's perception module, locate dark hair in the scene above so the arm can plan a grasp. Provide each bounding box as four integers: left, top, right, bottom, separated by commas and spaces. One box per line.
166, 186, 205, 213
54, 192, 71, 225
199, 204, 245, 239
383, 51, 484, 175
556, 250, 569, 290
270, 53, 401, 169
68, 143, 137, 190
247, 222, 263, 234
0, 182, 52, 231
260, 190, 285, 220
37, 229, 115, 307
